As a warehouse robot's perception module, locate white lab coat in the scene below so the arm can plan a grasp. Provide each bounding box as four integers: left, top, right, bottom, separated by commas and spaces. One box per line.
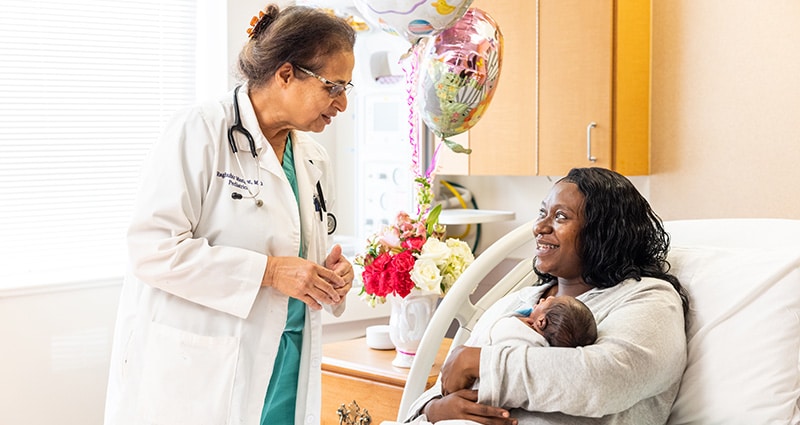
104, 83, 345, 425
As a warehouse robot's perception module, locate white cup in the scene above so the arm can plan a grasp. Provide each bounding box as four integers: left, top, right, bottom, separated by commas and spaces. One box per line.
365, 325, 394, 350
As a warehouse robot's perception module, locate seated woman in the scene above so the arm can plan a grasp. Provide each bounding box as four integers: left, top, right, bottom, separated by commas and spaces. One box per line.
403, 167, 690, 425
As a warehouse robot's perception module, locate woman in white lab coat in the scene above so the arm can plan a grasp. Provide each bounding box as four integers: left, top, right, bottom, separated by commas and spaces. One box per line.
104, 5, 356, 425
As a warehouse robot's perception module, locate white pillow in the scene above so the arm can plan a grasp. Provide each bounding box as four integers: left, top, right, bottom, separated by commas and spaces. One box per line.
664, 220, 800, 425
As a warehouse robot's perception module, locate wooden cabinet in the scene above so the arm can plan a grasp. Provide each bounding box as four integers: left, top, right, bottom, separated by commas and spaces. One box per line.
320, 337, 452, 425
436, 0, 650, 176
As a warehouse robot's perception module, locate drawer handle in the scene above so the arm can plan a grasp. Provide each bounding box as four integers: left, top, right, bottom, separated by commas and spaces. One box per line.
587, 122, 598, 162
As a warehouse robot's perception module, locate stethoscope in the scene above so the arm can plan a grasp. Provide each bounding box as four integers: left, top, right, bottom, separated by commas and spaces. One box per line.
227, 85, 336, 235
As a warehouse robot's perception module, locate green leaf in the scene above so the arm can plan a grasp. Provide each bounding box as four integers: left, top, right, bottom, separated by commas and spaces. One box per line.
443, 138, 473, 154
426, 204, 442, 234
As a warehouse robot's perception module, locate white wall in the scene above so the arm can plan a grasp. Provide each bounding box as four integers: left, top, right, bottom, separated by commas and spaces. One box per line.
0, 2, 385, 425
649, 1, 800, 220
1, 0, 236, 423
0, 282, 121, 425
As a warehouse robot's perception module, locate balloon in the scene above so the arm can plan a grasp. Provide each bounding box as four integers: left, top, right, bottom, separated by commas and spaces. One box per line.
353, 0, 474, 44
416, 8, 503, 139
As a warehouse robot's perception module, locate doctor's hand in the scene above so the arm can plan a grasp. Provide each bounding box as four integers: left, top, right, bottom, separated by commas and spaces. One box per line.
324, 244, 354, 305
441, 345, 482, 395
423, 389, 516, 425
262, 256, 345, 310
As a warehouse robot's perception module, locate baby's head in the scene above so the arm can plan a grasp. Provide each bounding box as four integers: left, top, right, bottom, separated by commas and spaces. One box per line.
520, 295, 597, 348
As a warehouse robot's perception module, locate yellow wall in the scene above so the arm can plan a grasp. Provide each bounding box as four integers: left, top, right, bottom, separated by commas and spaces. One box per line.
649, 1, 800, 220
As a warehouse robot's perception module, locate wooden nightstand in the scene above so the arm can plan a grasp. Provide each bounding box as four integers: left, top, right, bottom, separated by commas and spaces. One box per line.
321, 337, 452, 425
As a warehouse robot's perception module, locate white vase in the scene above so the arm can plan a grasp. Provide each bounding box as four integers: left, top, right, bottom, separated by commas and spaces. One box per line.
387, 290, 439, 368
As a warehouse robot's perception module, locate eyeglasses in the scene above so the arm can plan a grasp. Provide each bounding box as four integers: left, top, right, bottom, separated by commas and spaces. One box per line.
294, 65, 354, 98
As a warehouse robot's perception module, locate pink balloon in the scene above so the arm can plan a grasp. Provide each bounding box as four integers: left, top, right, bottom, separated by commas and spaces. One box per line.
416, 8, 503, 138
354, 0, 474, 44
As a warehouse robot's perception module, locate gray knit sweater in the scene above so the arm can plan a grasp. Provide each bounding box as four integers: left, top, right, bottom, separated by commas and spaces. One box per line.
405, 277, 687, 425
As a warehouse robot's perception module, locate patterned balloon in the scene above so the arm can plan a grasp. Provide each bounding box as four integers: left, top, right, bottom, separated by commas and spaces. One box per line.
354, 0, 474, 44
416, 8, 503, 138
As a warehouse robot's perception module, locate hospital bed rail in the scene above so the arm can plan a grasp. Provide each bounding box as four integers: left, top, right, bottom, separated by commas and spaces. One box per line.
397, 219, 539, 420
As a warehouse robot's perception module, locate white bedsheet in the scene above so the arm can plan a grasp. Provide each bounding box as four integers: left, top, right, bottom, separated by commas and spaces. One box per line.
665, 219, 800, 425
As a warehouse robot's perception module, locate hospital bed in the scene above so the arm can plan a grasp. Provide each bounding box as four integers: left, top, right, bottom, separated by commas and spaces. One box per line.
396, 218, 800, 424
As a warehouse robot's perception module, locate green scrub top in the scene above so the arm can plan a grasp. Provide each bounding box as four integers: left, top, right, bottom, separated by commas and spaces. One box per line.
261, 135, 306, 425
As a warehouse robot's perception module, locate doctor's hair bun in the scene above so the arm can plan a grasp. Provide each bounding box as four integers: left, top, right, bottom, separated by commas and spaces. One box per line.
237, 5, 355, 89
246, 4, 279, 39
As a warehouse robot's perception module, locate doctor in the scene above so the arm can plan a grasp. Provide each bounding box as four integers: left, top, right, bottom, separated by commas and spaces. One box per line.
104, 5, 355, 425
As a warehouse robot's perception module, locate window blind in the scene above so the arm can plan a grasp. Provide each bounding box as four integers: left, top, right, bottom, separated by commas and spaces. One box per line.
0, 0, 200, 289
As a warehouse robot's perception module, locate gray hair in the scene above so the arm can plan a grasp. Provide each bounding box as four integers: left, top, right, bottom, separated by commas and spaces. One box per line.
237, 4, 356, 89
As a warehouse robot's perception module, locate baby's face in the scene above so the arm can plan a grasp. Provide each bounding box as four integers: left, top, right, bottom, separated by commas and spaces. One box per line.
518, 296, 573, 334
519, 296, 555, 333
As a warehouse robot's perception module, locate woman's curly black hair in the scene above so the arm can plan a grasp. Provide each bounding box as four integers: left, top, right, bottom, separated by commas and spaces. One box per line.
535, 167, 689, 316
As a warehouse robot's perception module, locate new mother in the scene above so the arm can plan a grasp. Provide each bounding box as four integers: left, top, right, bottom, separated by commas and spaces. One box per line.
405, 167, 690, 425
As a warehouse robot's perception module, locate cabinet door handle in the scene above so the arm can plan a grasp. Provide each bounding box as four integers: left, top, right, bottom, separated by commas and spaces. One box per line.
586, 122, 598, 162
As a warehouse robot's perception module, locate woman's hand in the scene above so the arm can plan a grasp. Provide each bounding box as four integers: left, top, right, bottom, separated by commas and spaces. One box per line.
325, 244, 354, 305
441, 345, 482, 395
423, 390, 516, 425
262, 256, 345, 310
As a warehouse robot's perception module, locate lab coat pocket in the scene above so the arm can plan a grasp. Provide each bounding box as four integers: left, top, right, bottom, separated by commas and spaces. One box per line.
137, 321, 240, 425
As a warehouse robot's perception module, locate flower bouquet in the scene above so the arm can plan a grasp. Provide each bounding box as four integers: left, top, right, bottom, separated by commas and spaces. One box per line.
355, 193, 475, 307
355, 181, 474, 366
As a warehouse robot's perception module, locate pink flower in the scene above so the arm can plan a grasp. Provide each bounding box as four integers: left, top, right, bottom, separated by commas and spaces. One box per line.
379, 229, 401, 250
396, 212, 412, 226
401, 236, 425, 252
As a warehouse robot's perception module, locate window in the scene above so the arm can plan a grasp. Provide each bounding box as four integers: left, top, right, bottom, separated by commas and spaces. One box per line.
0, 0, 225, 291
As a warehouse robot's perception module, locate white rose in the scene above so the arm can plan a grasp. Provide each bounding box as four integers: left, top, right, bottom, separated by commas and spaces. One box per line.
446, 239, 474, 265
418, 237, 450, 266
410, 258, 443, 294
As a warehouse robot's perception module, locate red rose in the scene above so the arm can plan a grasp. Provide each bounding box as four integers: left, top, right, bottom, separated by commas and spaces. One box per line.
377, 266, 395, 297
393, 271, 416, 298
361, 267, 379, 296
391, 250, 416, 273
361, 250, 421, 298
363, 252, 393, 297
371, 252, 392, 270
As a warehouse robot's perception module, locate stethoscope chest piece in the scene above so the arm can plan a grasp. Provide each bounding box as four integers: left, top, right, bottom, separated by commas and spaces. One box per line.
255, 199, 264, 207
326, 212, 337, 235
